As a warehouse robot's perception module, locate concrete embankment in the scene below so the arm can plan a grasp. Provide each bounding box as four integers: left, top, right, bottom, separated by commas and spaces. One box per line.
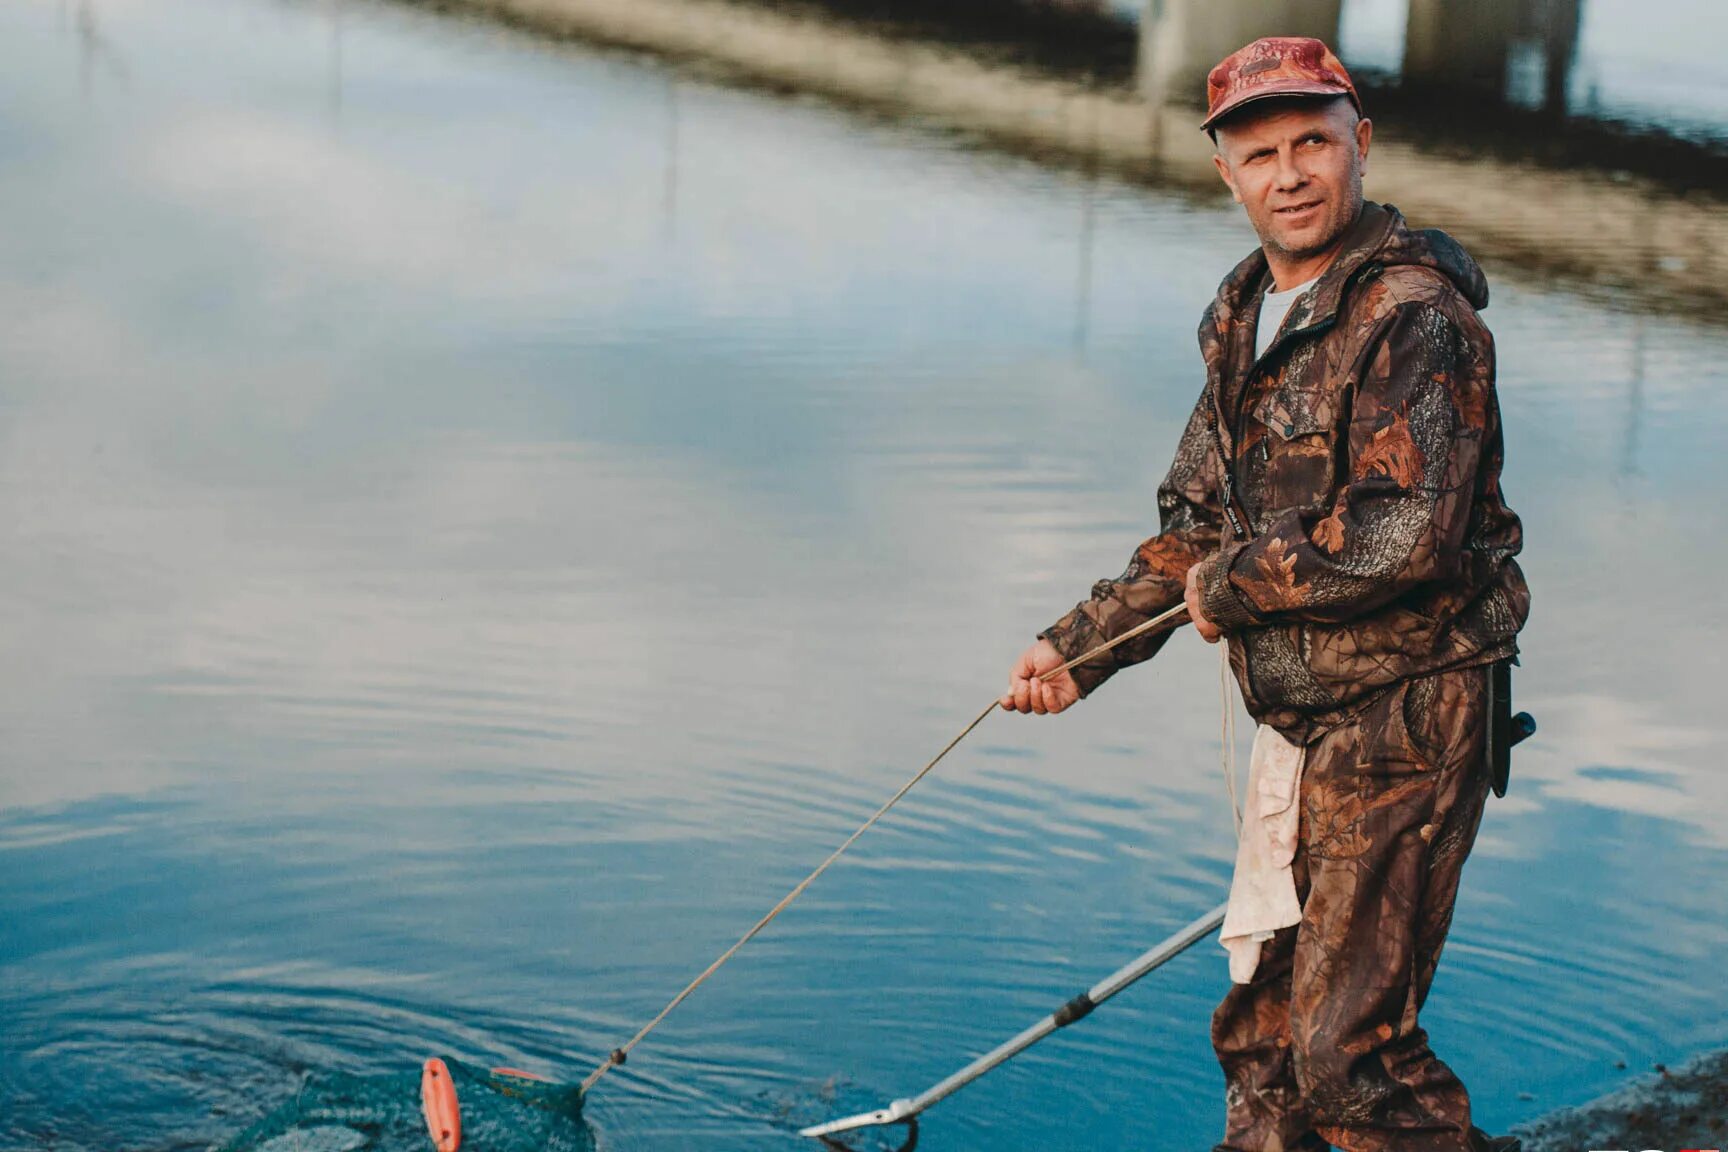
417, 0, 1726, 319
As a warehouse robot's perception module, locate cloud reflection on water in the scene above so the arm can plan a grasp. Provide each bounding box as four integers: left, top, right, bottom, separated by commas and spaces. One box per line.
0, 0, 1726, 1147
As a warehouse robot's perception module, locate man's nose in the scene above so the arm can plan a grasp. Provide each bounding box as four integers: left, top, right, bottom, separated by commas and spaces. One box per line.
1273, 148, 1306, 191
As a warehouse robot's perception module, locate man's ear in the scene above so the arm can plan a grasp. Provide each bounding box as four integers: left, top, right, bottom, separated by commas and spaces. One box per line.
1211, 152, 1242, 204
1356, 116, 1373, 175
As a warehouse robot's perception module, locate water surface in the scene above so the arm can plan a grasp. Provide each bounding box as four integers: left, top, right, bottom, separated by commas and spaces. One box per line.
2, 0, 1726, 1149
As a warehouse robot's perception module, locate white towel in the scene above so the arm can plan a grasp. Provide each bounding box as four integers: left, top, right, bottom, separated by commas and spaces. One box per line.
1219, 724, 1306, 983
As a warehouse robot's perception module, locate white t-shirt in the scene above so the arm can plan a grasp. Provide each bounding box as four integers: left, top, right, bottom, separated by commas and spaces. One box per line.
1255, 275, 1319, 361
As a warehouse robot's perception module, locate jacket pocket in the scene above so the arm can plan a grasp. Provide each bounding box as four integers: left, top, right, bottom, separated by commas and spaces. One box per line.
1250, 388, 1338, 514
1252, 386, 1336, 442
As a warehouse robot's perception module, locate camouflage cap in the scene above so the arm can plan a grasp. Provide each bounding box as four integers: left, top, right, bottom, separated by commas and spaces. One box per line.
1201, 37, 1362, 133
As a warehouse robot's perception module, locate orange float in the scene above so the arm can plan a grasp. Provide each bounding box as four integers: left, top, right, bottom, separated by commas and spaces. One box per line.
420, 1057, 462, 1152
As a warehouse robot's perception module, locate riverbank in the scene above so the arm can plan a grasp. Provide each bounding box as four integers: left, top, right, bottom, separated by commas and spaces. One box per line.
411, 0, 1728, 319
1518, 1048, 1728, 1151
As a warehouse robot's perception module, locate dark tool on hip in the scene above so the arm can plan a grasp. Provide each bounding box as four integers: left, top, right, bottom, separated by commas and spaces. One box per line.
1487, 658, 1537, 799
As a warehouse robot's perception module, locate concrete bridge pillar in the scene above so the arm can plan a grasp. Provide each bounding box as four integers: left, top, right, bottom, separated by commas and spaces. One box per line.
1404, 0, 1517, 93
1404, 0, 1582, 112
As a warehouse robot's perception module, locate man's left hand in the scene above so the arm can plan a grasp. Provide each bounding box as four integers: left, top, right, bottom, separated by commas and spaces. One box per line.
1185, 563, 1222, 644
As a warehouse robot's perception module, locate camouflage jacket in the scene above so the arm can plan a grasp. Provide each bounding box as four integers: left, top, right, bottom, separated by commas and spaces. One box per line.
1041, 202, 1530, 743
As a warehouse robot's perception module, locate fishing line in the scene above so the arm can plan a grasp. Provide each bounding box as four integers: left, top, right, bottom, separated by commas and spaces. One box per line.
581, 600, 1194, 1093
1220, 642, 1243, 840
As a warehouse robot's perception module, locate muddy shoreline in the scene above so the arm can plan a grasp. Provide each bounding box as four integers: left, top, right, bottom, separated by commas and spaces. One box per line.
1518, 1048, 1728, 1151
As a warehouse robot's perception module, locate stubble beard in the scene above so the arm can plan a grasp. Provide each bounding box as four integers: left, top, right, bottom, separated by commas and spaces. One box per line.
1256, 181, 1365, 264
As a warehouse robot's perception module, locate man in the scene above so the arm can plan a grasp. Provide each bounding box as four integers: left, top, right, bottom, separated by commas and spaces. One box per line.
999, 38, 1530, 1152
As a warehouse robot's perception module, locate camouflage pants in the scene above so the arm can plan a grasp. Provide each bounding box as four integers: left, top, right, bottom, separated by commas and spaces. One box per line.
1211, 665, 1493, 1152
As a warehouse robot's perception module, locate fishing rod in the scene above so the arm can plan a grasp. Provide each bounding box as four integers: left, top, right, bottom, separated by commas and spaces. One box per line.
580, 602, 1194, 1094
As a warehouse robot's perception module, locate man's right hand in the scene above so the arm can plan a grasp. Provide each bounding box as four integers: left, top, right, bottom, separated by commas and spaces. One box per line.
1000, 639, 1082, 715
1185, 562, 1223, 644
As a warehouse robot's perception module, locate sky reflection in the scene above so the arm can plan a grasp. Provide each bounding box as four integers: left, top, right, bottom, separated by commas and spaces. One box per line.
1, 0, 1725, 1148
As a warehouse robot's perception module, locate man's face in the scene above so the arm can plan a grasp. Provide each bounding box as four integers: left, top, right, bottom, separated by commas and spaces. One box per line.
1211, 98, 1372, 264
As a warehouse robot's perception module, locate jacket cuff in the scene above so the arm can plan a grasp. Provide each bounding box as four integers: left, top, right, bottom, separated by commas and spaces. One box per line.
1199, 550, 1262, 633
1038, 608, 1116, 698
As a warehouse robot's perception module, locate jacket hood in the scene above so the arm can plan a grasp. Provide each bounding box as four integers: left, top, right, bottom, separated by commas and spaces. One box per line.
1372, 206, 1489, 310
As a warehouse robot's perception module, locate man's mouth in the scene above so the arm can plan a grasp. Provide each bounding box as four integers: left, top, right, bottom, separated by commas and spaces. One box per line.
1274, 200, 1323, 218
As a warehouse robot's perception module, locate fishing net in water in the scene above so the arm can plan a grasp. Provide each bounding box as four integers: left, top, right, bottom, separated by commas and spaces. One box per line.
219, 1057, 592, 1152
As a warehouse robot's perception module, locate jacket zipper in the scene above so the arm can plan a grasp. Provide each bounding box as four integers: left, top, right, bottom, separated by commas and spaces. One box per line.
1211, 260, 1382, 540
1206, 401, 1250, 541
